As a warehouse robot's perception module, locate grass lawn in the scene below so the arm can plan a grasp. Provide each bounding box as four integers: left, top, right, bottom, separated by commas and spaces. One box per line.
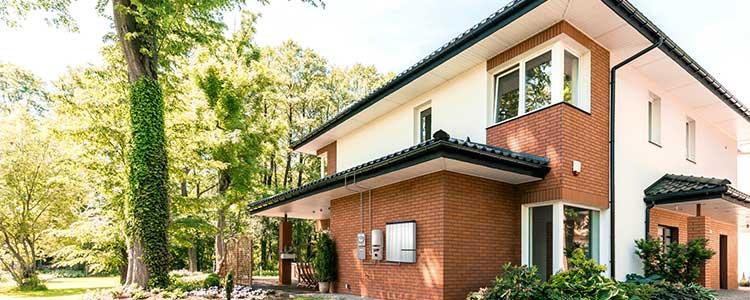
0, 276, 120, 300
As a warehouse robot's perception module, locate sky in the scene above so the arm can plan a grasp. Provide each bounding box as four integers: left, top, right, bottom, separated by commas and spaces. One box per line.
1, 0, 749, 105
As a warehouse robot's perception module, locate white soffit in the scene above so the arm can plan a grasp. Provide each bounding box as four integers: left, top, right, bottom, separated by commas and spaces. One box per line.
254, 157, 541, 220
656, 199, 750, 227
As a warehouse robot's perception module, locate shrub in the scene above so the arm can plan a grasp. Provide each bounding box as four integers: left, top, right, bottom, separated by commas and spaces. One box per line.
312, 233, 337, 282
649, 282, 716, 300
485, 264, 543, 300
18, 275, 47, 291
203, 273, 221, 288
544, 249, 626, 300
224, 272, 233, 300
740, 272, 750, 287
169, 271, 207, 291
635, 237, 714, 284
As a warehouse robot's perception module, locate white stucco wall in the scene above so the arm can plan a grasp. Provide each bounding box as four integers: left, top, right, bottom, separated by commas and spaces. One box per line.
613, 66, 739, 279
738, 154, 750, 281
336, 62, 489, 170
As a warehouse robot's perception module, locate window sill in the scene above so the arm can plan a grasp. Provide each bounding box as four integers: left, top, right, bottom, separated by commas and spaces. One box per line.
648, 141, 662, 148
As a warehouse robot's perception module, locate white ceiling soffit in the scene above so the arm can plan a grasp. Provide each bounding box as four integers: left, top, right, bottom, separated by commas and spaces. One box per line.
656, 199, 750, 228
253, 157, 541, 219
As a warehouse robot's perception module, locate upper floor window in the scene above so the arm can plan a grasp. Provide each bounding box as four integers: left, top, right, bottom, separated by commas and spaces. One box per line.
418, 106, 432, 143
648, 93, 662, 146
686, 117, 696, 162
492, 39, 590, 125
319, 152, 328, 178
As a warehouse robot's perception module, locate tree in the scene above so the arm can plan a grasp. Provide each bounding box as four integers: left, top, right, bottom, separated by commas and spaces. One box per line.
0, 103, 81, 289
0, 62, 48, 112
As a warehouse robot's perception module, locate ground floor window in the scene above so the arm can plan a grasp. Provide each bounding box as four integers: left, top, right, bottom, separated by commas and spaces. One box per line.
658, 225, 678, 246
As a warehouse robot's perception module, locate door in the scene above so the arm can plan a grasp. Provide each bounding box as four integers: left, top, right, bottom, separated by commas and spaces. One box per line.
720, 235, 728, 289
530, 205, 553, 280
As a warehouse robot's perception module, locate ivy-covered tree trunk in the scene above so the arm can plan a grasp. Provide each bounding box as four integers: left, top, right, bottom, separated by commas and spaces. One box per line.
113, 0, 170, 289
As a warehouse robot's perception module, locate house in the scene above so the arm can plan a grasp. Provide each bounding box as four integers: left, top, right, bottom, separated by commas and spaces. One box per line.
248, 0, 750, 298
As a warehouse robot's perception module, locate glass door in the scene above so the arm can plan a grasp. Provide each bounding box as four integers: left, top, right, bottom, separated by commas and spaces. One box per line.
529, 205, 553, 280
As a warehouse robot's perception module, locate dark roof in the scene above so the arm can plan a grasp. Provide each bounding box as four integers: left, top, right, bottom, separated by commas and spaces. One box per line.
290, 0, 546, 150
250, 130, 550, 214
644, 174, 750, 208
292, 0, 750, 151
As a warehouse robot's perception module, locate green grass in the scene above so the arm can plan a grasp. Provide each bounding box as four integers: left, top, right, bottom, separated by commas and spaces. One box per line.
0, 276, 119, 300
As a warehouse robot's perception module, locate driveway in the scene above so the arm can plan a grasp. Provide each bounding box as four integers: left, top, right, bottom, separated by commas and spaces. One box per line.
716, 288, 750, 300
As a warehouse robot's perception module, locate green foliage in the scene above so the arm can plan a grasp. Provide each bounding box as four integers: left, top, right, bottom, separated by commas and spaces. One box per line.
473, 263, 543, 300
224, 272, 233, 300
0, 62, 48, 112
0, 0, 76, 30
127, 77, 171, 288
17, 275, 47, 292
635, 237, 714, 284
545, 249, 626, 300
204, 273, 221, 288
168, 271, 207, 292
312, 233, 337, 282
648, 282, 716, 300
740, 273, 750, 287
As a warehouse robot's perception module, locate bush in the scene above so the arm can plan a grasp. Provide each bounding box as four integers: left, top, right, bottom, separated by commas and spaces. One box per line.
545, 248, 626, 300
312, 233, 337, 282
649, 282, 716, 300
18, 275, 47, 291
739, 272, 749, 287
635, 237, 714, 284
474, 263, 543, 300
203, 273, 221, 288
224, 272, 234, 300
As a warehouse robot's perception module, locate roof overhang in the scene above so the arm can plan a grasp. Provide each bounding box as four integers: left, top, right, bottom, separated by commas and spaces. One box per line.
250, 135, 550, 219
292, 0, 750, 153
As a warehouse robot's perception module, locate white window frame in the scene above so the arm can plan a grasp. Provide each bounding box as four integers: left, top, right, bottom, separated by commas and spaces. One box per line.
521, 201, 601, 273
413, 101, 432, 144
385, 221, 417, 263
648, 92, 662, 146
489, 36, 591, 127
318, 152, 328, 177
686, 117, 696, 162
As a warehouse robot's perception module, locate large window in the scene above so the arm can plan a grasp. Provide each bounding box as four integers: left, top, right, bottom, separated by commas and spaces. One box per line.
686, 117, 696, 162
648, 93, 661, 145
493, 40, 589, 124
658, 225, 678, 246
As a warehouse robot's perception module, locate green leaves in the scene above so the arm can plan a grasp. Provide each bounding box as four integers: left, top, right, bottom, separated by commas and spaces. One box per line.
635, 237, 715, 284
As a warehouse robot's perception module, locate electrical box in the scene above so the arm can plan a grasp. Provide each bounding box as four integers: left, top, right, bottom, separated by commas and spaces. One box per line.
371, 229, 383, 260
356, 232, 366, 260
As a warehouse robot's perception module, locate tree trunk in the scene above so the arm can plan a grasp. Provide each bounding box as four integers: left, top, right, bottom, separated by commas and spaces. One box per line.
188, 245, 198, 273
119, 247, 128, 284
282, 151, 292, 188
125, 238, 148, 287
296, 154, 304, 187
214, 208, 225, 273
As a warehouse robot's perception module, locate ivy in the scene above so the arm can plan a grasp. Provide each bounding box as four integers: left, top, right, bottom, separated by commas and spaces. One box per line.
127, 77, 171, 288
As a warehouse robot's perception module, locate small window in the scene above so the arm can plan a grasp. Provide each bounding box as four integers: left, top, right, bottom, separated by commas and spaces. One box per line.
524, 51, 553, 112
319, 153, 328, 177
419, 107, 432, 143
658, 225, 678, 245
648, 93, 661, 145
563, 51, 579, 105
686, 118, 696, 162
386, 221, 416, 263
563, 206, 599, 261
495, 68, 520, 122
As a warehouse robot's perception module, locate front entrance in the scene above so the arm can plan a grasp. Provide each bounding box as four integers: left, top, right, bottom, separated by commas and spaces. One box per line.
720, 234, 728, 290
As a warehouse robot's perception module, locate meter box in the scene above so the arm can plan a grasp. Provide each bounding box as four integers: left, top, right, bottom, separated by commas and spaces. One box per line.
356, 232, 366, 260
371, 229, 383, 260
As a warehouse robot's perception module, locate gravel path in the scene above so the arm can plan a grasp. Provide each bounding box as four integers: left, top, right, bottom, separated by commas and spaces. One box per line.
716, 288, 750, 300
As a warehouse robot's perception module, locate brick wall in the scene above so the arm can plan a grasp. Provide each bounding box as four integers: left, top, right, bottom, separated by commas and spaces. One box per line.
648, 208, 689, 243
329, 171, 519, 299
316, 141, 337, 176
485, 21, 610, 209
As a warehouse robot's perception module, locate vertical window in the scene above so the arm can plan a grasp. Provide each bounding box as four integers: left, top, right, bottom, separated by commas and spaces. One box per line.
686, 118, 696, 162
530, 205, 553, 281
319, 153, 328, 177
419, 107, 432, 143
495, 68, 520, 122
658, 225, 678, 245
563, 51, 579, 105
563, 206, 599, 262
648, 93, 661, 145
386, 221, 416, 263
524, 51, 553, 112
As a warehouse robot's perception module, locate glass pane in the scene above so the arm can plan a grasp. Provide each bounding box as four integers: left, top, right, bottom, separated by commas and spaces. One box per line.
564, 206, 592, 260
563, 51, 579, 104
495, 69, 519, 122
420, 108, 431, 142
530, 205, 553, 281
525, 51, 552, 112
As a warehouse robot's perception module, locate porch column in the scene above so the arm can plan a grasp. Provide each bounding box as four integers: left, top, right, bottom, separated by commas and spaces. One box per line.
279, 214, 292, 285
688, 215, 713, 288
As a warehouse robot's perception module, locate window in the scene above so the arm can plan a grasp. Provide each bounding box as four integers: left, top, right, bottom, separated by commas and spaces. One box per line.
319, 153, 328, 177
658, 225, 678, 245
419, 107, 432, 143
493, 40, 589, 124
386, 221, 416, 263
563, 206, 599, 261
648, 93, 661, 145
686, 118, 696, 162
530, 205, 553, 280
563, 51, 579, 105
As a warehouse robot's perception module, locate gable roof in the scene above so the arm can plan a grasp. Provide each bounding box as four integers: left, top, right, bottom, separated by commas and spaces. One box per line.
250, 130, 550, 214
291, 0, 750, 151
644, 174, 750, 208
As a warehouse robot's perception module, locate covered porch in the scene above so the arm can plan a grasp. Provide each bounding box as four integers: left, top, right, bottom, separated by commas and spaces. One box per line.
645, 174, 750, 290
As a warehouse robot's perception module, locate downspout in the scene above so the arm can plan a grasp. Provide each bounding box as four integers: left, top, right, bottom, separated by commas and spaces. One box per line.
644, 201, 655, 239
609, 37, 664, 278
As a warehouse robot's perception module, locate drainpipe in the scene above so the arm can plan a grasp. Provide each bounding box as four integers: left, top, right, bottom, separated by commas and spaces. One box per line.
609, 37, 664, 278
644, 201, 655, 239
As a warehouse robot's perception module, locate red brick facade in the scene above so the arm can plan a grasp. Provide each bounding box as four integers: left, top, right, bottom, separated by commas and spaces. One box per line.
649, 208, 738, 289
486, 21, 610, 209
317, 141, 337, 176
329, 171, 520, 299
